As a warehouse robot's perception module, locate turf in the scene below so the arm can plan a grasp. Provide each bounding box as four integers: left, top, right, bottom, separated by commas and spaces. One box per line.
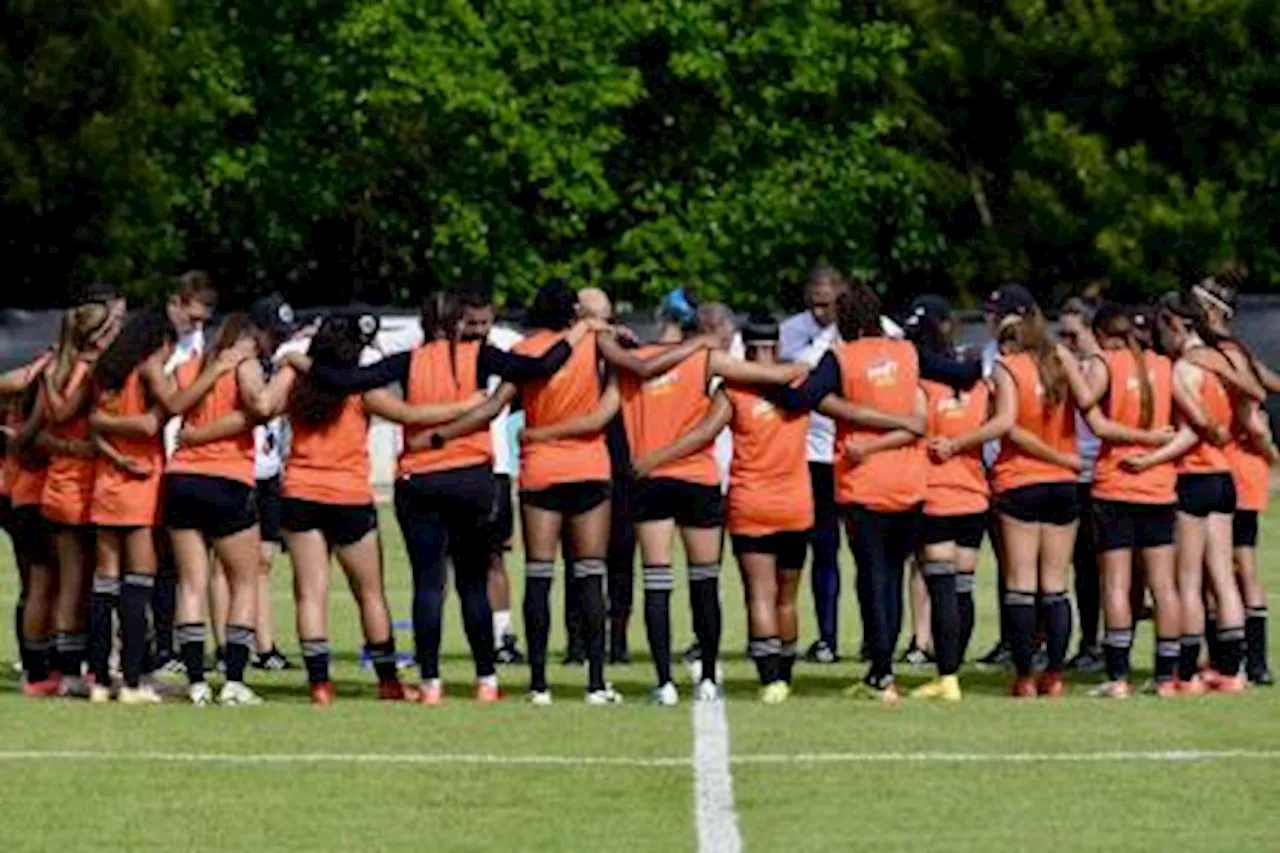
1, 506, 1278, 851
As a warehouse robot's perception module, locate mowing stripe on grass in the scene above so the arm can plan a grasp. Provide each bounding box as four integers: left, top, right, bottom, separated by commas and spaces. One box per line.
0, 750, 689, 768
692, 700, 743, 853
731, 749, 1280, 765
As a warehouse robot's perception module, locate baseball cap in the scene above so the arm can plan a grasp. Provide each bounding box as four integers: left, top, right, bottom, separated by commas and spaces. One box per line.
904, 294, 951, 329
985, 284, 1036, 318
249, 292, 296, 337
742, 310, 779, 345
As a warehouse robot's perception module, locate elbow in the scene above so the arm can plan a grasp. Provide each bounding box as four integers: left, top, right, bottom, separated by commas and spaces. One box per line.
991, 413, 1015, 438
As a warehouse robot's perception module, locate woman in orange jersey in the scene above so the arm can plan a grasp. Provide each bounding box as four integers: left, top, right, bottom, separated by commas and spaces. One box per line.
294, 288, 592, 705
80, 308, 175, 703
911, 296, 1015, 701
165, 295, 294, 706
1190, 278, 1276, 685
987, 294, 1083, 698
35, 295, 118, 693
1057, 304, 1181, 698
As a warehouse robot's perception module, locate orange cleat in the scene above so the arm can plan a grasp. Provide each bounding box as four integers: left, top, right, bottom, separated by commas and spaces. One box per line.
1177, 675, 1209, 696
1010, 677, 1038, 699
417, 681, 443, 707
377, 680, 420, 702
1037, 672, 1066, 698
1211, 673, 1248, 694
22, 677, 61, 698
310, 681, 335, 707
474, 681, 501, 704
1152, 680, 1180, 698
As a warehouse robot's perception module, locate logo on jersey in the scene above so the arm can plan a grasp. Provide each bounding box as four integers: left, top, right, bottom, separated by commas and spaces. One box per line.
641, 368, 681, 394
865, 358, 899, 387
936, 392, 973, 418
751, 398, 778, 420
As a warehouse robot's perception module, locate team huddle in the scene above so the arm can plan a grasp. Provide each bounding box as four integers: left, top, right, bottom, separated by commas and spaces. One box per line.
0, 268, 1273, 707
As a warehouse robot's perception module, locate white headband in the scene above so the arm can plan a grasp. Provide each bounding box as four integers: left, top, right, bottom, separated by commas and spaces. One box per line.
1192, 283, 1234, 318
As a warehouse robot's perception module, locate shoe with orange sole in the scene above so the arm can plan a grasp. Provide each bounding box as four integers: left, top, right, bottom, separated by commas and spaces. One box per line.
310, 682, 335, 707
1037, 672, 1065, 698
1177, 675, 1209, 695
417, 680, 443, 707
1009, 677, 1038, 699
22, 677, 61, 698
474, 681, 501, 704
377, 680, 420, 702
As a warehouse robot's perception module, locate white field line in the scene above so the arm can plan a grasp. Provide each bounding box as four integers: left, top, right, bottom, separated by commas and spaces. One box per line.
0, 748, 1275, 768
692, 700, 744, 853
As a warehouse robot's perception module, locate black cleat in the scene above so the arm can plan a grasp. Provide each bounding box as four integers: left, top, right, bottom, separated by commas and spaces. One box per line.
252, 648, 293, 671
898, 638, 934, 667
1065, 647, 1104, 674
804, 640, 839, 664
1247, 667, 1274, 687
496, 636, 525, 665
681, 641, 702, 666
561, 647, 585, 666
609, 641, 630, 665
977, 641, 1013, 668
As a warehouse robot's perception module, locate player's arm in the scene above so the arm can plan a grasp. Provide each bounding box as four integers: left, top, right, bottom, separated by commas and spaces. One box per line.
1122, 425, 1199, 472
0, 352, 52, 394
1184, 346, 1265, 403
177, 411, 253, 448
43, 361, 93, 424
631, 389, 732, 479
708, 350, 808, 386
404, 383, 519, 451
843, 387, 927, 464
1007, 426, 1081, 472
361, 388, 486, 426
521, 374, 621, 444
1057, 346, 1109, 410
596, 333, 709, 379
938, 369, 1017, 459
92, 433, 150, 478
818, 395, 925, 435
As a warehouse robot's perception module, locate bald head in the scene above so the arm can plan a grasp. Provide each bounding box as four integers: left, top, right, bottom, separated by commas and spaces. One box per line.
577, 287, 612, 321
698, 303, 736, 350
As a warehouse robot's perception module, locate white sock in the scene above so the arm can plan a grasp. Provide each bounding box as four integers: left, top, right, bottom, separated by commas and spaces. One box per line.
493, 610, 513, 646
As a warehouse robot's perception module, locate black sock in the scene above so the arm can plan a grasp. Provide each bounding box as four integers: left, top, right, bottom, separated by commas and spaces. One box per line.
301, 638, 330, 685
956, 573, 976, 662
923, 562, 961, 676
120, 573, 153, 689
177, 623, 206, 684
643, 566, 674, 685
1040, 591, 1072, 673
574, 560, 607, 692
1246, 607, 1269, 675
689, 565, 721, 683
151, 558, 177, 665
1005, 590, 1037, 677
366, 639, 397, 684
749, 636, 782, 686
1179, 634, 1202, 682
88, 576, 120, 686
14, 599, 25, 673
1215, 626, 1244, 676
1205, 613, 1221, 670
523, 563, 554, 692
1102, 627, 1134, 682
780, 639, 797, 684
1155, 637, 1180, 684
224, 624, 254, 683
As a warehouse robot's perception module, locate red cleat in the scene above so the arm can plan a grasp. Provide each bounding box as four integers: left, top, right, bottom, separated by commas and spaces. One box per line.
1010, 677, 1038, 699
1152, 680, 1180, 699
474, 681, 501, 704
377, 680, 420, 702
310, 681, 335, 706
417, 681, 443, 707
22, 677, 61, 698
1037, 672, 1065, 698
1177, 675, 1209, 696
1211, 674, 1248, 694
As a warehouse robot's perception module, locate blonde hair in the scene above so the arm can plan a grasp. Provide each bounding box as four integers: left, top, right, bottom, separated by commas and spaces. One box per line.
50, 302, 110, 390
997, 307, 1066, 407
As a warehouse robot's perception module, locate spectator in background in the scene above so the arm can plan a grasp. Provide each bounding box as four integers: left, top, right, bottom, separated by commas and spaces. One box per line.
779, 266, 849, 664
1059, 296, 1104, 673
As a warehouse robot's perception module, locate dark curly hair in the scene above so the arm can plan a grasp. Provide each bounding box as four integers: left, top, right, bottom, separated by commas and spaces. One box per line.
93, 307, 173, 393
835, 280, 882, 341
526, 282, 578, 332
289, 315, 369, 428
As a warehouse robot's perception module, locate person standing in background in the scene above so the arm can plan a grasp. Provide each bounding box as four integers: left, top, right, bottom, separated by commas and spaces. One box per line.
1060, 297, 1104, 673
249, 399, 292, 671
779, 266, 849, 665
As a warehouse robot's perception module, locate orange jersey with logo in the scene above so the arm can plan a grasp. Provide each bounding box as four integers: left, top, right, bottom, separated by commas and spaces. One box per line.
1091, 349, 1176, 505
285, 395, 373, 505
724, 385, 813, 536
620, 347, 718, 487
41, 359, 97, 525
1175, 357, 1232, 476
923, 379, 990, 516
90, 368, 165, 527
168, 366, 255, 486
831, 339, 926, 511
515, 331, 609, 491
398, 341, 492, 477
992, 353, 1077, 493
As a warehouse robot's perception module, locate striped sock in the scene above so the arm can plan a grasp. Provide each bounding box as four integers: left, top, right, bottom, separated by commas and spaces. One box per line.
1245, 607, 1268, 676
689, 564, 721, 682
1102, 627, 1134, 682
301, 638, 331, 685
523, 562, 555, 693
643, 565, 674, 686
749, 636, 782, 686
88, 577, 120, 686
224, 624, 255, 683
120, 573, 154, 689
177, 623, 207, 685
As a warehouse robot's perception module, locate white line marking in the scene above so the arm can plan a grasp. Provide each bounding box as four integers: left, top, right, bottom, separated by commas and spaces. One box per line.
0, 748, 1274, 768
692, 700, 744, 853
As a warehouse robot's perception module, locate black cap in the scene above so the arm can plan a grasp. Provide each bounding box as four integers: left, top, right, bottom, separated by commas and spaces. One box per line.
249, 292, 296, 336
742, 310, 779, 344
985, 284, 1036, 318
333, 304, 381, 345
904, 294, 951, 329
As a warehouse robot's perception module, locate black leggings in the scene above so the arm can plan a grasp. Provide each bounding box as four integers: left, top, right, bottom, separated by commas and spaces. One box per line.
845, 504, 920, 679
1073, 483, 1099, 651
394, 466, 496, 681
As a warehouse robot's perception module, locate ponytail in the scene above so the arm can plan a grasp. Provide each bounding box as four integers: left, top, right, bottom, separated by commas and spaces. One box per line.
1094, 303, 1153, 429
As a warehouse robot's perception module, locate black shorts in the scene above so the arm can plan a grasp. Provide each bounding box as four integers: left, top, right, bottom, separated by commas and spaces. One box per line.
0, 495, 11, 534
732, 531, 808, 569
256, 475, 282, 545
8, 504, 50, 566
921, 512, 987, 549
163, 473, 257, 540
484, 473, 515, 554
1093, 500, 1176, 551
995, 483, 1080, 526
281, 498, 377, 548
521, 480, 610, 516
633, 477, 724, 528
1176, 473, 1236, 518
1234, 510, 1260, 549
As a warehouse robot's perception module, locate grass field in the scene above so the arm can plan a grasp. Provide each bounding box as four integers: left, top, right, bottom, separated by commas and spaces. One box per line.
2, 507, 1279, 852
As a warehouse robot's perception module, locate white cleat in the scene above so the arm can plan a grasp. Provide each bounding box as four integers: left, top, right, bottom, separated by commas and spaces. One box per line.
188, 682, 214, 707
88, 683, 112, 704
693, 679, 723, 703
650, 682, 680, 707
118, 685, 163, 705
686, 659, 725, 684
585, 684, 623, 706
527, 690, 553, 707
218, 681, 263, 707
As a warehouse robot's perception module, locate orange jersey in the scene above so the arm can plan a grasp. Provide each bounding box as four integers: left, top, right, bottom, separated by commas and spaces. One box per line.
620, 347, 718, 486
41, 359, 96, 525
1091, 349, 1176, 505
724, 385, 813, 536
1227, 440, 1269, 512
831, 339, 926, 511
923, 379, 990, 516
515, 331, 610, 491
286, 395, 374, 505
90, 368, 165, 527
168, 366, 255, 486
398, 341, 492, 477
992, 353, 1077, 493
1175, 357, 1232, 475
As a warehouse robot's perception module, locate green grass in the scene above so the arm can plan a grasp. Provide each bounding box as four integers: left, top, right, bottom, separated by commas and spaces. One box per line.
2, 506, 1279, 851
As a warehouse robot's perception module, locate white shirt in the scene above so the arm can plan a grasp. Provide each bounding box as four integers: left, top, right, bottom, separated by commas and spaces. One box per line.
780, 311, 838, 464
486, 325, 523, 476
981, 339, 1001, 469
162, 326, 205, 458
254, 418, 285, 480
712, 333, 744, 493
